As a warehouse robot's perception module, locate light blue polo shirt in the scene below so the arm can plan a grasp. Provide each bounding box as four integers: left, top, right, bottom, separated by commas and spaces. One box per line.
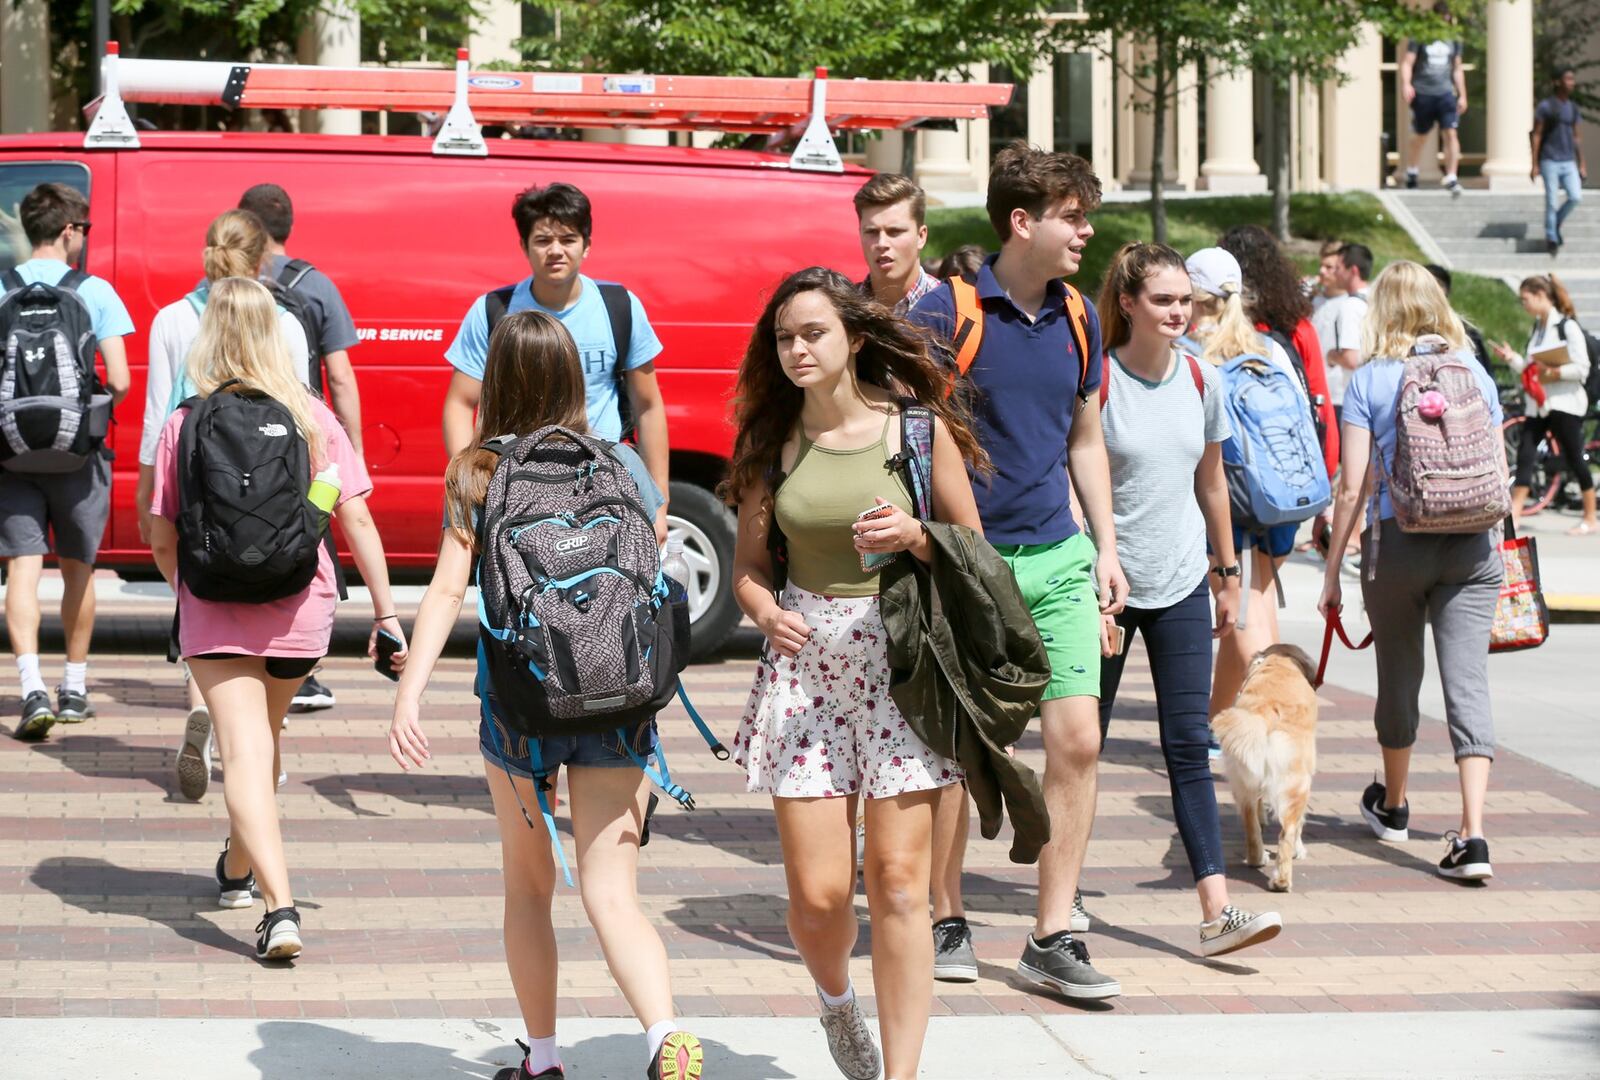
12, 258, 134, 341
445, 274, 662, 442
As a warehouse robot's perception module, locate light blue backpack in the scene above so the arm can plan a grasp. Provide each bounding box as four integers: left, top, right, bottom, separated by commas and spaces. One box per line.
1218, 352, 1331, 533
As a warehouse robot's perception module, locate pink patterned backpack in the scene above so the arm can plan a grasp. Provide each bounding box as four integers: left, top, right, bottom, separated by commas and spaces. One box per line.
1378, 335, 1509, 536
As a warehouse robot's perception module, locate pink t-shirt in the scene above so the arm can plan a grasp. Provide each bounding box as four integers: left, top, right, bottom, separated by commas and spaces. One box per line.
151, 395, 372, 658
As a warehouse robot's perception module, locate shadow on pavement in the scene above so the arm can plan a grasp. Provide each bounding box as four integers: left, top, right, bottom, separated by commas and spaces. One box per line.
32, 732, 178, 795
29, 856, 256, 959
660, 890, 802, 964
85, 675, 188, 710
249, 1021, 492, 1080
303, 771, 496, 818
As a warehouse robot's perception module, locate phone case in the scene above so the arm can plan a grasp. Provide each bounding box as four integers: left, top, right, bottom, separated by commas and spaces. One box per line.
856, 504, 896, 572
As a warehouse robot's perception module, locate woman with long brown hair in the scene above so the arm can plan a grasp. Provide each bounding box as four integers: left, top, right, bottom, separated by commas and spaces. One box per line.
723, 267, 985, 1080
388, 311, 700, 1080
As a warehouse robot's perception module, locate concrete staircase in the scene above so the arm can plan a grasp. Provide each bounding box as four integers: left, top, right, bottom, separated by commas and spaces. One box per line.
1387, 190, 1600, 323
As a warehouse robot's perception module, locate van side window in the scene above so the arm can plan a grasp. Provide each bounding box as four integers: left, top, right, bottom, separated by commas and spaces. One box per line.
0, 162, 90, 272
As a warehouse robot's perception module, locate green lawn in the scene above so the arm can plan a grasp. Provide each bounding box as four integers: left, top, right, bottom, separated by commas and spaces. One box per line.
926, 192, 1527, 356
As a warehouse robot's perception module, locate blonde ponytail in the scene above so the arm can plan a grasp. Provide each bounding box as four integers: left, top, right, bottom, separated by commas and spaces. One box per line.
1194, 286, 1266, 365
202, 210, 270, 284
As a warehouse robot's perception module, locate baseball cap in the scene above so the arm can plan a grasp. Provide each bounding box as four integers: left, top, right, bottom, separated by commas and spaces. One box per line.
1186, 247, 1243, 298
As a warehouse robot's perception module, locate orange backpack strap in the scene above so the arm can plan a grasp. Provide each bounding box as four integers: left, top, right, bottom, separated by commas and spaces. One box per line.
948, 276, 984, 378
1063, 283, 1093, 403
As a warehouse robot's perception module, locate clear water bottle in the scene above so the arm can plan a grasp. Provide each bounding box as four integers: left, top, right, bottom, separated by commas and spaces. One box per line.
661, 536, 690, 604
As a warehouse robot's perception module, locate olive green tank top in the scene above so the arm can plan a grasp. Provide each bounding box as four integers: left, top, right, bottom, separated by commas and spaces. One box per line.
774, 411, 915, 597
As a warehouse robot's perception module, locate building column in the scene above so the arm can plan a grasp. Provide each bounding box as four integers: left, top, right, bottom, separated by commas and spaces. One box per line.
1320, 22, 1382, 189
0, 0, 51, 135
1027, 59, 1053, 149
1294, 74, 1322, 191
298, 2, 361, 135
1481, 0, 1536, 190
915, 63, 984, 195
1200, 66, 1265, 191
469, 0, 522, 66
1090, 39, 1117, 189
1128, 47, 1196, 190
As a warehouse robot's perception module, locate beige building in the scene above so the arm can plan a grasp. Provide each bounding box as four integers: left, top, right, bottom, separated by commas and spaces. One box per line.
1, 0, 1540, 194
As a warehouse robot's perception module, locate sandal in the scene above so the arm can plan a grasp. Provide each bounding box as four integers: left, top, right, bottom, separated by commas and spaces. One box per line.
1567, 522, 1598, 536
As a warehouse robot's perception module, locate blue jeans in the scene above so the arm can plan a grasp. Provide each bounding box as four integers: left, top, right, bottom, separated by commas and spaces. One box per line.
1541, 159, 1583, 243
1098, 580, 1225, 882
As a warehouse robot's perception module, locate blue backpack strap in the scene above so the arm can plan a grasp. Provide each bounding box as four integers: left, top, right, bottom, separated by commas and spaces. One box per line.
619, 726, 696, 812
678, 683, 728, 760
186, 287, 208, 317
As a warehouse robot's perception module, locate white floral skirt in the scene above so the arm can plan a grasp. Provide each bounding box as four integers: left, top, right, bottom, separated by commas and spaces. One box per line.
733, 584, 962, 799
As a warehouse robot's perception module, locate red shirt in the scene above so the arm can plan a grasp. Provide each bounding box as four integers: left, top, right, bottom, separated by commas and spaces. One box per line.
1259, 318, 1340, 477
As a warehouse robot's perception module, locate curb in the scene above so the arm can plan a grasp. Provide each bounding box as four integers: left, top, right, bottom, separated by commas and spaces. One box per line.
1547, 595, 1600, 625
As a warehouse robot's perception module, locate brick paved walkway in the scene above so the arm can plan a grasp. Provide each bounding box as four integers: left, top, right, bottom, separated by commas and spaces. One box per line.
2, 647, 1597, 1020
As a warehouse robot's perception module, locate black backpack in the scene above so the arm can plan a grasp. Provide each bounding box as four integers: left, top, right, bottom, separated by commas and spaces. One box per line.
0, 269, 110, 473
174, 382, 329, 603
1553, 317, 1600, 411
486, 281, 635, 436
271, 259, 325, 394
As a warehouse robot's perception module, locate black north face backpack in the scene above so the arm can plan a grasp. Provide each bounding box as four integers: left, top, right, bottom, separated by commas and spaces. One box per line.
174, 382, 328, 602
0, 269, 111, 473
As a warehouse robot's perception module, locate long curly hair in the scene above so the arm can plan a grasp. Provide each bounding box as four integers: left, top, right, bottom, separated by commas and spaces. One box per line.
719, 266, 988, 507
1218, 224, 1311, 335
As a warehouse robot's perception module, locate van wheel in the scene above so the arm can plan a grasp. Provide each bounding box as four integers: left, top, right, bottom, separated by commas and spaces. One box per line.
666, 481, 739, 660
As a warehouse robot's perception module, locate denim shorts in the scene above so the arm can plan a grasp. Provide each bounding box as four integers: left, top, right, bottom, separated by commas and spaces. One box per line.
479, 717, 656, 779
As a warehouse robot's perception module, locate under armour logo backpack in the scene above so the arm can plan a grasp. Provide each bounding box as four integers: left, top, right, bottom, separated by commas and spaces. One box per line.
175, 381, 329, 602
0, 269, 110, 473
475, 426, 689, 741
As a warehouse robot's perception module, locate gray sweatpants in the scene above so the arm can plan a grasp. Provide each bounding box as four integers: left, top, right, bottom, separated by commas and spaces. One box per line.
1359, 519, 1500, 760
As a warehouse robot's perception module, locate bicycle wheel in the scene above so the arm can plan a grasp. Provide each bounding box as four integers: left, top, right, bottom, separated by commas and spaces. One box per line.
1502, 415, 1561, 515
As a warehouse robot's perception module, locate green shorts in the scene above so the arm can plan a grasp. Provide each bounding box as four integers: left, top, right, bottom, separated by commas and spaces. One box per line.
994, 532, 1100, 701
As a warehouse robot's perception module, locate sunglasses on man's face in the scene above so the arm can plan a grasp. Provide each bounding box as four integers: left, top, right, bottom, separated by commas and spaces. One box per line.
70, 221, 92, 235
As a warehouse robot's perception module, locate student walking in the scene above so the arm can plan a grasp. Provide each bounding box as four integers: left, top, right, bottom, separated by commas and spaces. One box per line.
724, 267, 985, 1080
1319, 261, 1504, 882
1494, 273, 1595, 534
1398, 1, 1468, 196
238, 183, 366, 715
911, 142, 1130, 1000
1531, 67, 1586, 253
854, 173, 940, 314
138, 208, 312, 799
1, 182, 131, 740
1183, 247, 1313, 721
1092, 242, 1282, 956
391, 311, 698, 1080
147, 278, 404, 959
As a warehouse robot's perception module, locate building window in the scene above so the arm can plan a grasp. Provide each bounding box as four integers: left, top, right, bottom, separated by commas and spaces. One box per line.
1054, 52, 1093, 159
989, 64, 1030, 158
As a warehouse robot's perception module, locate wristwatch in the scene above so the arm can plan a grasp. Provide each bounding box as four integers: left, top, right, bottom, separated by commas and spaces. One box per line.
1212, 562, 1242, 580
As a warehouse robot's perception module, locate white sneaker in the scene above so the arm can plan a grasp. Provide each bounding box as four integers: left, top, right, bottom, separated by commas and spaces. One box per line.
1199, 905, 1283, 957
818, 992, 881, 1080
277, 770, 288, 789
176, 706, 212, 801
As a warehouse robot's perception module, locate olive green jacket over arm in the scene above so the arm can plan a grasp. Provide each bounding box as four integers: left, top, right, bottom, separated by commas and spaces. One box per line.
879, 522, 1052, 864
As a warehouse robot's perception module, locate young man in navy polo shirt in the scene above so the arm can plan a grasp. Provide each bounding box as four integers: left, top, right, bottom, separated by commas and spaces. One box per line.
911, 142, 1128, 999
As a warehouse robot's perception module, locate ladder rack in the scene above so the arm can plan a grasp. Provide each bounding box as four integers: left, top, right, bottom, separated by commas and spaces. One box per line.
84, 45, 1013, 172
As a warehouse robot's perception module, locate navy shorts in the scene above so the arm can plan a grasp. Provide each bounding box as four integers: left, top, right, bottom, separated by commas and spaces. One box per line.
1233, 522, 1300, 559
480, 717, 656, 779
1411, 93, 1459, 134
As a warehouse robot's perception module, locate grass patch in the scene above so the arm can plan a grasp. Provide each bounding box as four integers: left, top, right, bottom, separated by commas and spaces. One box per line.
926, 191, 1526, 358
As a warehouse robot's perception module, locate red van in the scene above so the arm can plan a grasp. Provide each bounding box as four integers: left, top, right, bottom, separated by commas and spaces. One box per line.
0, 130, 871, 653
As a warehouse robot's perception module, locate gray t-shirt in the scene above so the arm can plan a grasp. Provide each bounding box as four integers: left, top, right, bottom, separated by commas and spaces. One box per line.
1099, 349, 1231, 610
269, 254, 359, 357
1409, 39, 1460, 99
1535, 97, 1581, 163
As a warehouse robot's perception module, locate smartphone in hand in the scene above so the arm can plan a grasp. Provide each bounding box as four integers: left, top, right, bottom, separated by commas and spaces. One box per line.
855, 503, 897, 572
374, 627, 404, 682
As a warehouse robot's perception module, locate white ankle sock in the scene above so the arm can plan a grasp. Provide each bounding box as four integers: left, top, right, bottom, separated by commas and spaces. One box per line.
16, 654, 45, 698
63, 661, 87, 694
1405, 166, 1419, 176
817, 981, 855, 1008
1443, 173, 1458, 184
645, 1019, 678, 1061
523, 1034, 559, 1074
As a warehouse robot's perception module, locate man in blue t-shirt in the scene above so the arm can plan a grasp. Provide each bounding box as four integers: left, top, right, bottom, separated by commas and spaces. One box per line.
441, 183, 668, 499
1531, 66, 1587, 252
2, 182, 133, 740
910, 142, 1128, 1000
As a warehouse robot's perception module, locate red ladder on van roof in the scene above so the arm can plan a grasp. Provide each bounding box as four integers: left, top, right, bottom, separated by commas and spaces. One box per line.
84, 44, 1012, 172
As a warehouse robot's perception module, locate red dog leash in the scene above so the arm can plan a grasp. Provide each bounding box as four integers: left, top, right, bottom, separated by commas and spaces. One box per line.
1314, 610, 1374, 688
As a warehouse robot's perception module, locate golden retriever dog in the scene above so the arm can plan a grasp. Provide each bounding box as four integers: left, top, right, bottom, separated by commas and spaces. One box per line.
1211, 644, 1319, 892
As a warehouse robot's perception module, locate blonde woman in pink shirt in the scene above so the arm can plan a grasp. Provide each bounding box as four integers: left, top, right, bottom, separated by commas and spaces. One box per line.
147, 278, 406, 961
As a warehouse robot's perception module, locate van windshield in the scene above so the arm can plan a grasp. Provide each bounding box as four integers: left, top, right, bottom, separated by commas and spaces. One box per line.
0, 162, 90, 273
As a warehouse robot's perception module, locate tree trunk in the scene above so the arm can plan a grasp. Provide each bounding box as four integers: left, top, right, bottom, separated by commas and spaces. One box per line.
1150, 44, 1169, 245
1269, 74, 1293, 242
900, 131, 918, 179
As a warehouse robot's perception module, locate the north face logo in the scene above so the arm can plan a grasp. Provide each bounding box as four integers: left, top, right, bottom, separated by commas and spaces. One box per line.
258, 424, 288, 437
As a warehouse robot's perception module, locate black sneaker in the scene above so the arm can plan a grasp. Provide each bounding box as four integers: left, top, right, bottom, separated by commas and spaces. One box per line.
1404, 171, 1419, 189
1360, 779, 1410, 841
289, 674, 335, 712
255, 906, 302, 961
13, 690, 55, 741
1017, 933, 1120, 1000
493, 1041, 564, 1080
1438, 832, 1493, 881
55, 686, 94, 723
215, 840, 257, 910
646, 1030, 703, 1080
933, 917, 979, 982
1446, 177, 1463, 198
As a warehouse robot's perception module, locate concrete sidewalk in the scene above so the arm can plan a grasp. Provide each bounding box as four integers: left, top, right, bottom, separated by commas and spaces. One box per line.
1, 1012, 1594, 1079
